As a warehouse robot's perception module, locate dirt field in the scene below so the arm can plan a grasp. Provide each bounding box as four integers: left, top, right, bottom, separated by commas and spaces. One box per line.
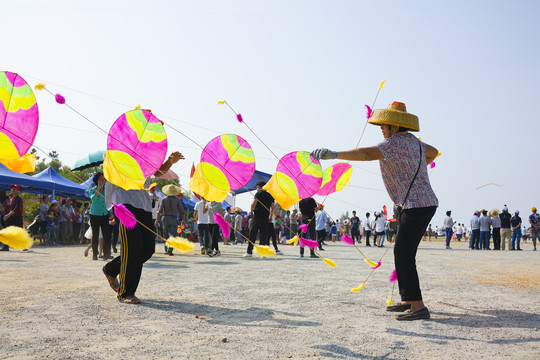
1, 239, 539, 359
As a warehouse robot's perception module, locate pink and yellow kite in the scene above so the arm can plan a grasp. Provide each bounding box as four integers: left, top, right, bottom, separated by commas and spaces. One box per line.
104, 109, 168, 190
0, 71, 39, 161
316, 163, 352, 196
189, 134, 255, 201
264, 151, 322, 210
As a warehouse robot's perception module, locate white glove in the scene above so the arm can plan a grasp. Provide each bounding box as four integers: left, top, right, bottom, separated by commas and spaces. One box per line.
311, 148, 338, 161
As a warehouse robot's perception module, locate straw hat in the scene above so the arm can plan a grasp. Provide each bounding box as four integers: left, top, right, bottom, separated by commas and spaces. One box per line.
162, 184, 182, 196
368, 101, 419, 131
489, 209, 500, 217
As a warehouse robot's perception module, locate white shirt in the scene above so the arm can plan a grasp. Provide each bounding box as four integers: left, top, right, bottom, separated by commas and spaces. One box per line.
364, 218, 372, 231
375, 217, 386, 232
194, 201, 209, 224
105, 179, 152, 212
444, 216, 454, 228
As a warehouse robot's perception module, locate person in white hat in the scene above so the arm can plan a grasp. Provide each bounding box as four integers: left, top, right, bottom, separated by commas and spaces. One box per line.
373, 211, 386, 247
499, 205, 512, 250
312, 101, 438, 321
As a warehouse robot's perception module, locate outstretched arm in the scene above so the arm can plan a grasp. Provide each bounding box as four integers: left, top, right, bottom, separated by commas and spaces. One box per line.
312, 147, 383, 161
154, 151, 184, 177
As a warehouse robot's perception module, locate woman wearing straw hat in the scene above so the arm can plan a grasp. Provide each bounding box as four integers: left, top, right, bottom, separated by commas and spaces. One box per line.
157, 184, 186, 256
312, 101, 439, 321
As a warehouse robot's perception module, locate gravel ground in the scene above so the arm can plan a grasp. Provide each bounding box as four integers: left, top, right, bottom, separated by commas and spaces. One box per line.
1, 239, 539, 359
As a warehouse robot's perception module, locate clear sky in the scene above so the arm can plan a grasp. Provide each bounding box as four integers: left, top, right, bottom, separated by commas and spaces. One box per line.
2, 0, 539, 227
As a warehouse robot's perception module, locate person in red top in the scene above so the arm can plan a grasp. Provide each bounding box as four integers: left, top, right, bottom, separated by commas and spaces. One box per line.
2, 185, 24, 251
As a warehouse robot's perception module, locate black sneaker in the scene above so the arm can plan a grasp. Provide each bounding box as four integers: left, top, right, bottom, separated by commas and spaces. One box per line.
395, 307, 430, 321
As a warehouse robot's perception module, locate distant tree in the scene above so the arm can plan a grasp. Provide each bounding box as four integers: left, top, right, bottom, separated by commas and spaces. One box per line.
48, 150, 59, 159
340, 210, 350, 222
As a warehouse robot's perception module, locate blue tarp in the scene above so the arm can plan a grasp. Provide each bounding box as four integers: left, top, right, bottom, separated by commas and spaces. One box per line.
31, 167, 89, 198
231, 170, 272, 195
0, 163, 44, 193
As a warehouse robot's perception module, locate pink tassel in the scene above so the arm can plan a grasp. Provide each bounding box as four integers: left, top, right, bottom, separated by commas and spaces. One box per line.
214, 213, 230, 237
236, 114, 243, 123
430, 161, 436, 169
340, 233, 353, 245
365, 105, 372, 119
389, 269, 397, 282
299, 237, 319, 249
371, 261, 382, 270
113, 203, 137, 229
298, 224, 308, 234
55, 93, 66, 104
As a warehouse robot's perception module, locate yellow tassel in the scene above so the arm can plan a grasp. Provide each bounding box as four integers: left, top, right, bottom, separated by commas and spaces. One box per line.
286, 235, 299, 246
254, 245, 276, 259
134, 104, 141, 109
217, 100, 226, 105
0, 226, 34, 250
378, 80, 386, 90
165, 236, 194, 252
437, 152, 441, 157
364, 258, 378, 268
34, 82, 46, 90
386, 296, 393, 306
351, 284, 364, 292
322, 258, 337, 268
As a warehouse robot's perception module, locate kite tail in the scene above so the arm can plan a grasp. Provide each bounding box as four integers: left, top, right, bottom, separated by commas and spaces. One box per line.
341, 233, 353, 245
113, 203, 137, 230
389, 269, 397, 282
364, 258, 381, 269
298, 237, 319, 249
0, 226, 34, 250
214, 213, 230, 238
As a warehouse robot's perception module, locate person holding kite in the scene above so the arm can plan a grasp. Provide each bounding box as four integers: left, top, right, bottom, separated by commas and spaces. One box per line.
103, 151, 184, 304
312, 101, 439, 321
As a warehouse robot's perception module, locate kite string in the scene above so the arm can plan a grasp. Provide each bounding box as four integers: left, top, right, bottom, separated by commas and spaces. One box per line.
221, 101, 320, 199
38, 86, 186, 192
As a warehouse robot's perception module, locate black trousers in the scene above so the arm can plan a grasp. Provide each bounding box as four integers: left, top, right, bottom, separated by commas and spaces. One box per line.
394, 206, 436, 302
90, 214, 111, 257
104, 205, 154, 300
268, 223, 280, 251
364, 230, 372, 245
492, 228, 501, 250
316, 229, 326, 248
351, 227, 360, 243
300, 220, 316, 256
208, 223, 220, 251
247, 218, 269, 254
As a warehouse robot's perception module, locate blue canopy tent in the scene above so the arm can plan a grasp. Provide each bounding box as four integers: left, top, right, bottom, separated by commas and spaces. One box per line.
31, 167, 89, 198
0, 163, 46, 193
230, 170, 272, 195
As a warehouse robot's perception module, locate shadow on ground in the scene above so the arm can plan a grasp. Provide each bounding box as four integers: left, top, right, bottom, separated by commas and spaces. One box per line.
140, 299, 321, 329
